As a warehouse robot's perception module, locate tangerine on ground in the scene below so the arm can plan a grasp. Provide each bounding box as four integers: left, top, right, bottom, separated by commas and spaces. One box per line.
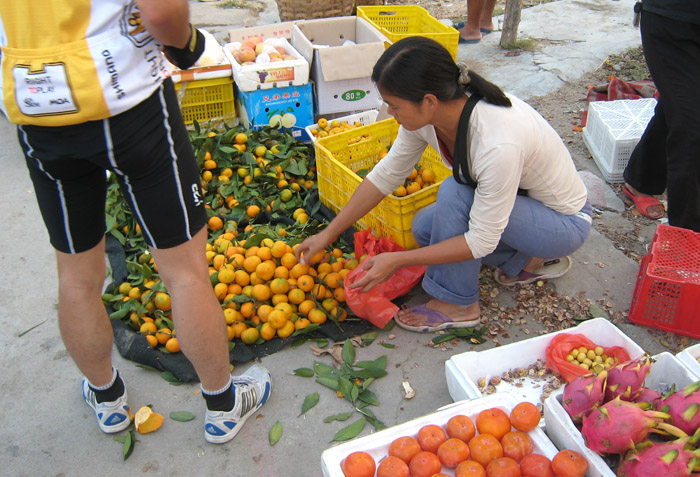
154, 292, 171, 311
271, 240, 288, 258
476, 408, 511, 441
298, 299, 316, 316
270, 278, 290, 295
240, 327, 259, 345
446, 414, 476, 443
417, 424, 448, 453
519, 453, 554, 477
226, 325, 235, 341
329, 307, 347, 322
140, 322, 157, 334
208, 216, 224, 230
455, 459, 486, 477
311, 283, 327, 300
276, 320, 295, 339
408, 451, 442, 477
333, 287, 346, 302
268, 310, 287, 329
251, 284, 271, 302
257, 304, 274, 322
234, 269, 250, 287
550, 450, 588, 477
165, 337, 180, 353
437, 437, 471, 468
239, 301, 255, 319
341, 451, 376, 477
290, 263, 310, 279
260, 322, 276, 340
485, 456, 520, 477
468, 433, 503, 468
389, 436, 422, 464
307, 308, 327, 324
294, 318, 311, 330
376, 455, 409, 477
243, 255, 262, 273
146, 335, 158, 348
256, 246, 272, 261
288, 288, 305, 304
500, 431, 533, 463
509, 402, 540, 433
231, 322, 247, 338
271, 294, 289, 305
297, 274, 315, 292
155, 328, 172, 345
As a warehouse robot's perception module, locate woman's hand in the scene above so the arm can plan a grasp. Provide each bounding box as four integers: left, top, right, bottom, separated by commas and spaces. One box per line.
295, 230, 333, 265
348, 252, 403, 293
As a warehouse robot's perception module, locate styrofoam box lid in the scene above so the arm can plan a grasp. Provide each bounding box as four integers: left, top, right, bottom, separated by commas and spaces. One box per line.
229, 21, 299, 43
587, 98, 657, 140
445, 318, 645, 420
676, 342, 700, 379
321, 391, 559, 477
543, 352, 698, 477
305, 109, 379, 143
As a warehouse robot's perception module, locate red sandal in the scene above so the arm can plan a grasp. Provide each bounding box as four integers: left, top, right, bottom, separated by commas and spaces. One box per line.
622, 185, 665, 219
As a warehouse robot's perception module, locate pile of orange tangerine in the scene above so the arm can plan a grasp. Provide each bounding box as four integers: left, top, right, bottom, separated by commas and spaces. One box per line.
340, 401, 588, 477
206, 231, 358, 346
392, 166, 438, 198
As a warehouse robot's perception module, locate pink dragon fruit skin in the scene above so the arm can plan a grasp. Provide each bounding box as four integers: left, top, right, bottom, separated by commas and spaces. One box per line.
605, 354, 652, 403
562, 370, 607, 423
616, 440, 700, 477
632, 387, 662, 407
581, 396, 687, 455
657, 381, 700, 436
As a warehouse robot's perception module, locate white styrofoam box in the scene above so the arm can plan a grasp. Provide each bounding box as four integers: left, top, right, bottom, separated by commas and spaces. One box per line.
544, 352, 697, 477
321, 392, 559, 477
676, 343, 700, 379
445, 318, 645, 422
224, 38, 309, 92
292, 17, 387, 115
582, 98, 657, 183
305, 109, 379, 143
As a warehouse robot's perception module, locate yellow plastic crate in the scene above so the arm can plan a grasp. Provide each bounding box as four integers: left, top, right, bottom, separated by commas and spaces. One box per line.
174, 77, 236, 126
314, 118, 451, 249
357, 5, 459, 60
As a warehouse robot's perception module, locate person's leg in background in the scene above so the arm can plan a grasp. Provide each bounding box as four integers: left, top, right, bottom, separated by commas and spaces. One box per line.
458, 0, 497, 42
624, 11, 700, 230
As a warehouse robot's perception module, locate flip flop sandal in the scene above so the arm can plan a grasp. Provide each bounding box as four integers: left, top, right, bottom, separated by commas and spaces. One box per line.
453, 21, 493, 34
622, 185, 665, 219
459, 36, 480, 44
394, 304, 481, 333
494, 256, 572, 286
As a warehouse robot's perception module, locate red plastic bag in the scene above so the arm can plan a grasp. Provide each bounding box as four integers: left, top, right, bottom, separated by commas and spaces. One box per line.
545, 332, 632, 382
343, 230, 425, 328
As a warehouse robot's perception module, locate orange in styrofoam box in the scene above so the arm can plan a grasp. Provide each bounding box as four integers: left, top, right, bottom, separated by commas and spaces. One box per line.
544, 352, 698, 477
226, 23, 309, 92
305, 110, 379, 143
320, 392, 559, 477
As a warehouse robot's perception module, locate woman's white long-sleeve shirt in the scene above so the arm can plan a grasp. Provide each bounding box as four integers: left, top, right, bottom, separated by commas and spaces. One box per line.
365, 94, 588, 259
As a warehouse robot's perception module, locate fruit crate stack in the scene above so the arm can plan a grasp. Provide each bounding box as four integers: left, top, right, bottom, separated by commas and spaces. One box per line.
629, 224, 700, 338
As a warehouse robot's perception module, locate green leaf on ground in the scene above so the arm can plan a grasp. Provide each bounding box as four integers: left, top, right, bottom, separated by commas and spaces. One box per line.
293, 368, 314, 378
269, 421, 283, 446
300, 392, 319, 416
113, 430, 135, 460
341, 339, 355, 365
324, 412, 354, 423
170, 411, 195, 422
160, 371, 182, 386
333, 417, 366, 442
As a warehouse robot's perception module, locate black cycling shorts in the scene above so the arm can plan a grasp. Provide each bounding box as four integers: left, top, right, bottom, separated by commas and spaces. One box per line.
17, 78, 207, 254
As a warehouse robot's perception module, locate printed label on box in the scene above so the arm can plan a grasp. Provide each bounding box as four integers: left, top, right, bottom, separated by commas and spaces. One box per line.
341, 90, 366, 102
260, 67, 295, 84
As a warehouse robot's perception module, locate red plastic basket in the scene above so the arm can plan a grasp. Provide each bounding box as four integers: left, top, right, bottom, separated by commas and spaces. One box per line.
629, 224, 700, 338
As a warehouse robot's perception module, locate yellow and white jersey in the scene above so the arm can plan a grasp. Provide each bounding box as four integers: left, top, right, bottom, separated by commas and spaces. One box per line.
0, 0, 168, 126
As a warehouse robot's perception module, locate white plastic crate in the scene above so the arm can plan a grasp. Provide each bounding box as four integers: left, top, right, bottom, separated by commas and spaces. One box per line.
320, 392, 559, 477
304, 109, 379, 143
582, 98, 657, 183
676, 343, 700, 379
444, 318, 645, 426
544, 352, 698, 477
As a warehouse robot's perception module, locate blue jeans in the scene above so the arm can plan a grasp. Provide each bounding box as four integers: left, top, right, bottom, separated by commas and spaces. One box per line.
412, 177, 592, 306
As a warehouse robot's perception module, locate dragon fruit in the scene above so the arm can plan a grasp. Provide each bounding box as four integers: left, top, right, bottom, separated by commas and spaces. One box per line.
562, 370, 607, 423
632, 387, 663, 408
581, 396, 687, 454
604, 354, 652, 403
657, 380, 700, 436
617, 439, 700, 477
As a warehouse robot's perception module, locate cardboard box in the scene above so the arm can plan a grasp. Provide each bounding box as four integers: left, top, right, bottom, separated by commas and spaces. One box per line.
292, 17, 387, 115
321, 392, 560, 477
544, 352, 697, 477
235, 82, 314, 142
226, 23, 309, 92
444, 318, 645, 426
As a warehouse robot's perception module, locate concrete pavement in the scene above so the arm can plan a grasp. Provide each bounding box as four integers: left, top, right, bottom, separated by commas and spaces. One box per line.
1, 1, 693, 476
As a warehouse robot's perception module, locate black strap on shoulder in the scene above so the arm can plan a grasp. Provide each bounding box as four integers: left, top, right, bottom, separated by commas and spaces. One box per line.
452, 93, 482, 188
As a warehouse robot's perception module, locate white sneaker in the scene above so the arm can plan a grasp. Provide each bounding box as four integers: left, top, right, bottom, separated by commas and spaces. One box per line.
204, 365, 272, 444
82, 378, 130, 433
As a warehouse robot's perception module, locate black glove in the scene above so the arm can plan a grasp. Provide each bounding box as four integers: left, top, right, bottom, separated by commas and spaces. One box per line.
163, 24, 205, 70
